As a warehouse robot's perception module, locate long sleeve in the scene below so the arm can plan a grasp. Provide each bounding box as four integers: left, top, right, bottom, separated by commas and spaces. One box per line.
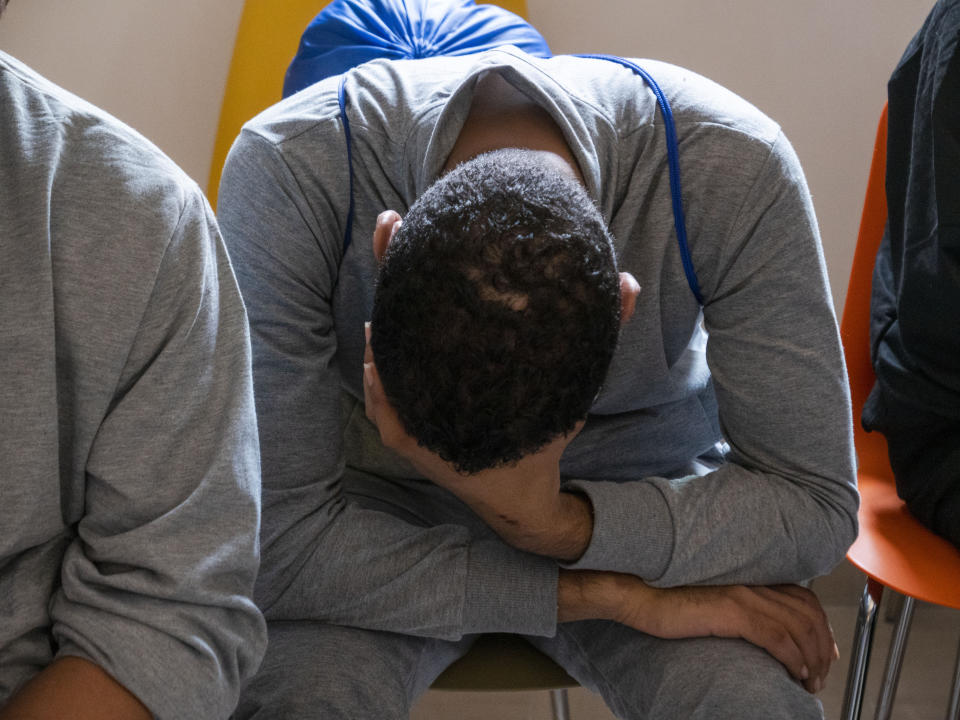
1, 49, 267, 716
217, 127, 558, 640
563, 131, 859, 586
45, 188, 267, 719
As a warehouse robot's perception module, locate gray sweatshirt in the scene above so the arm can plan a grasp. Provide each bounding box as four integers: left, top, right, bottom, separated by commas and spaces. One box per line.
0, 50, 266, 718
218, 48, 858, 640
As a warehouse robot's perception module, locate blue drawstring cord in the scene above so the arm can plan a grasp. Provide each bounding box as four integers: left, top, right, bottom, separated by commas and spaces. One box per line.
338, 74, 356, 254
576, 54, 703, 306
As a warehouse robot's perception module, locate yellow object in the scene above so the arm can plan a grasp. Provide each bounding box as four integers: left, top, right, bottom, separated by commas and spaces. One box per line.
207, 0, 530, 207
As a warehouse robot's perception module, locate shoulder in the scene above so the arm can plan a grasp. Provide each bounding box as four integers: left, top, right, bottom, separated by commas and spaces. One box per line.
486, 51, 781, 145
1, 50, 206, 250
1, 51, 224, 373
239, 72, 343, 150
630, 59, 781, 143
625, 60, 801, 197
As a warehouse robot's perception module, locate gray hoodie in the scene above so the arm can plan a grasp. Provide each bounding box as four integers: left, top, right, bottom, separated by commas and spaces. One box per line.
218, 47, 858, 640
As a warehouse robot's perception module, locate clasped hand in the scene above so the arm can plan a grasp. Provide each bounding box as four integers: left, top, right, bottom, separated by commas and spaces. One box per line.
561, 572, 840, 695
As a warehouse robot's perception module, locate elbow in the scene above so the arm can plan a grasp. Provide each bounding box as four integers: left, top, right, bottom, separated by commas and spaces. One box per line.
832, 475, 861, 563
806, 487, 860, 578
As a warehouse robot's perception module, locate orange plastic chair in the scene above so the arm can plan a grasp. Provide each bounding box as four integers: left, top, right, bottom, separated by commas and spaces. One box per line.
838, 104, 960, 720
209, 4, 578, 717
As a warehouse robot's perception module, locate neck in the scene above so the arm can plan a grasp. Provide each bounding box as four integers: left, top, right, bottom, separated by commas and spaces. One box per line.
443, 71, 584, 183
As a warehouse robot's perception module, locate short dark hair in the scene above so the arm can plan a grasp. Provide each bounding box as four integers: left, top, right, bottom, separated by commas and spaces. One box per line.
370, 149, 621, 473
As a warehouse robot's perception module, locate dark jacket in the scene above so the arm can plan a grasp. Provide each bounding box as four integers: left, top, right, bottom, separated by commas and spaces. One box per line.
863, 0, 960, 547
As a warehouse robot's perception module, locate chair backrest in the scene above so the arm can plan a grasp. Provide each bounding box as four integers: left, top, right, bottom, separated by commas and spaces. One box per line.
207, 0, 531, 208
839, 104, 891, 480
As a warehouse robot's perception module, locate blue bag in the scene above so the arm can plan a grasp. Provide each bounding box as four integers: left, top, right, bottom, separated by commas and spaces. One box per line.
283, 0, 551, 98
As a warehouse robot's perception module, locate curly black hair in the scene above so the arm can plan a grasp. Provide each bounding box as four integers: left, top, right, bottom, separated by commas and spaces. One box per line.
370, 149, 621, 473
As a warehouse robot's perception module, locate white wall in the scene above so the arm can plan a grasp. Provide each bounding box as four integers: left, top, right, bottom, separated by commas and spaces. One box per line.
0, 0, 935, 310
0, 0, 243, 184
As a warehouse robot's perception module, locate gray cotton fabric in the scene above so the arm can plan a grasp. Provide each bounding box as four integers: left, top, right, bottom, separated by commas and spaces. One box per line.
0, 50, 267, 718
217, 48, 859, 640
235, 474, 825, 719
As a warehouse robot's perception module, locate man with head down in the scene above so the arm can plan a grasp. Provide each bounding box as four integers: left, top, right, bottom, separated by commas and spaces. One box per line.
218, 4, 858, 717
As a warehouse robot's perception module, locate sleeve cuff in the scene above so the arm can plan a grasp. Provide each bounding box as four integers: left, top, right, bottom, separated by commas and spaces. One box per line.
51, 589, 263, 720
559, 479, 674, 580
461, 538, 558, 637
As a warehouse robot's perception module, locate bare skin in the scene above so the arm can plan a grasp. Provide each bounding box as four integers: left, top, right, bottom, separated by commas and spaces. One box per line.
442, 71, 586, 180
558, 572, 840, 694
0, 657, 151, 720
363, 315, 838, 694
366, 73, 839, 695
369, 212, 638, 564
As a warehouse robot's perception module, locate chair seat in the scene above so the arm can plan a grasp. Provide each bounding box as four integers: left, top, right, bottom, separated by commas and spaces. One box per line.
431, 634, 576, 692
847, 473, 960, 609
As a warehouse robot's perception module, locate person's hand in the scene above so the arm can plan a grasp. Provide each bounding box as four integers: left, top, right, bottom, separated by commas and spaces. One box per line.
559, 571, 839, 694
628, 582, 838, 694
363, 322, 593, 560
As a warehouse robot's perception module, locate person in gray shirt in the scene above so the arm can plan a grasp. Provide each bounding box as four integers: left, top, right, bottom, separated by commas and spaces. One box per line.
0, 3, 267, 717
219, 42, 857, 720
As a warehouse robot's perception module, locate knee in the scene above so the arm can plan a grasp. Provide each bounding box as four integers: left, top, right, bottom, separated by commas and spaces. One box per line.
653, 638, 822, 720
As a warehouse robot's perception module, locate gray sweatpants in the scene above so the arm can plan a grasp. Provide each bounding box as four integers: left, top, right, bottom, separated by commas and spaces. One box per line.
236, 472, 823, 720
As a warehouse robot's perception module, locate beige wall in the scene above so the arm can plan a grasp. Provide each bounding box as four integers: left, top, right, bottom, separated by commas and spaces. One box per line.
527, 0, 934, 312
0, 0, 243, 185
0, 0, 935, 310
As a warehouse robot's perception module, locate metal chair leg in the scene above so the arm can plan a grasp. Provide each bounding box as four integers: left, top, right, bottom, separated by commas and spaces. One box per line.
841, 578, 884, 720
948, 638, 960, 720
550, 688, 571, 720
883, 590, 904, 623
873, 595, 915, 720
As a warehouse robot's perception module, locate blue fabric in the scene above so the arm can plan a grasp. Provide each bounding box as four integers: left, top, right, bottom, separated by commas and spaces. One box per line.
337, 75, 356, 252
577, 54, 702, 306
284, 0, 551, 98
336, 49, 702, 305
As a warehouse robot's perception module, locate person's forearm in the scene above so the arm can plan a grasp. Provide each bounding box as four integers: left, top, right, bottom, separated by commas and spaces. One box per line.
0, 657, 151, 720
519, 490, 593, 561
558, 569, 840, 695
363, 349, 594, 561
458, 489, 593, 563
557, 569, 625, 622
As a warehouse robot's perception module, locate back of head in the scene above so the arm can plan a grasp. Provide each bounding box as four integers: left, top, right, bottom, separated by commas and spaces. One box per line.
371, 148, 620, 473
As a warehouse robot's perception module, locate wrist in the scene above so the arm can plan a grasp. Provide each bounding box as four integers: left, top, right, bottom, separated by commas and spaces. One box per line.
501, 490, 592, 561
557, 570, 625, 623
552, 490, 593, 562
